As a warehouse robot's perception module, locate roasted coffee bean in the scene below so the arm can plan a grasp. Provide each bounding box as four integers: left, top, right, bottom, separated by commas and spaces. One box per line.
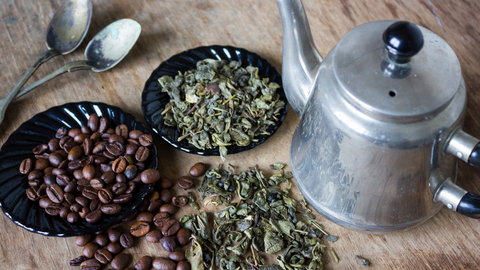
36, 184, 47, 197
129, 130, 142, 140
94, 249, 113, 264
159, 204, 177, 215
46, 184, 64, 203
103, 150, 116, 160
116, 173, 128, 183
56, 174, 71, 186
88, 114, 99, 132
98, 117, 108, 133
138, 134, 153, 147
189, 162, 206, 177
101, 203, 122, 215
32, 144, 48, 155
70, 202, 83, 213
112, 157, 127, 173
97, 188, 113, 204
83, 138, 94, 156
115, 124, 129, 140
39, 197, 53, 208
74, 134, 89, 144
45, 204, 62, 216
44, 174, 56, 185
90, 132, 101, 143
147, 200, 163, 212
153, 212, 171, 227
176, 228, 191, 246
160, 236, 177, 252
79, 207, 91, 219
73, 169, 84, 180
68, 159, 83, 170
89, 198, 101, 211
152, 257, 176, 270
55, 149, 68, 159
135, 146, 149, 162
68, 146, 84, 161
52, 168, 68, 176
95, 234, 110, 247
172, 196, 188, 207
68, 128, 82, 138
149, 191, 160, 202
138, 199, 149, 212
83, 186, 98, 200
92, 141, 106, 154
113, 193, 132, 204
127, 138, 140, 145
136, 212, 154, 223
109, 134, 125, 145
135, 162, 145, 171
162, 219, 180, 236
83, 242, 99, 258
130, 221, 150, 237
177, 176, 194, 189
145, 230, 162, 243
168, 251, 185, 262
106, 142, 124, 156
176, 261, 191, 270
86, 209, 102, 223
119, 233, 134, 248
59, 136, 73, 149
64, 180, 77, 193
46, 153, 62, 167
160, 189, 173, 203
140, 169, 159, 184
101, 132, 111, 141
157, 177, 173, 189
67, 212, 80, 223
27, 170, 42, 181
90, 179, 105, 190
80, 258, 101, 270
111, 253, 130, 270
76, 196, 90, 207
44, 166, 54, 176
125, 144, 138, 156
108, 227, 122, 242
107, 242, 123, 254
124, 155, 135, 165
35, 153, 50, 159
60, 206, 70, 218
82, 165, 95, 180
35, 158, 50, 171
100, 163, 112, 173
63, 140, 79, 153
28, 179, 41, 188
125, 182, 136, 194
70, 255, 88, 266
26, 188, 39, 201
64, 192, 75, 204
124, 165, 137, 180
81, 125, 92, 135
56, 126, 68, 138
122, 209, 137, 222
135, 256, 153, 270
101, 171, 116, 185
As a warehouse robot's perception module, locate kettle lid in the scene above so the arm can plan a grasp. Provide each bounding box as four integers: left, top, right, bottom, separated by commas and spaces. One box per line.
333, 20, 461, 121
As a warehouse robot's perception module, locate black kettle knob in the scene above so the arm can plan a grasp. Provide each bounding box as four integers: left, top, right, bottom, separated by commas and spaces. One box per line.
383, 21, 424, 64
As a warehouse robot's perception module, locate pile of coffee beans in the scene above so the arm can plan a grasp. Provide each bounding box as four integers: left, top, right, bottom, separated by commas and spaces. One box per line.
20, 113, 157, 223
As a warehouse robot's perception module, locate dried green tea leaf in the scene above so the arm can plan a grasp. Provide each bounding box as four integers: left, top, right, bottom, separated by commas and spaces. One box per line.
356, 255, 371, 267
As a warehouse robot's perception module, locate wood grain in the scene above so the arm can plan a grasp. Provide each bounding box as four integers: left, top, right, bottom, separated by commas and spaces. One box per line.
1, 0, 480, 269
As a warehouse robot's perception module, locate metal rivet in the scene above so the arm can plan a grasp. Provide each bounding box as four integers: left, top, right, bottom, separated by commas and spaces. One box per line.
457, 152, 463, 158
447, 203, 453, 209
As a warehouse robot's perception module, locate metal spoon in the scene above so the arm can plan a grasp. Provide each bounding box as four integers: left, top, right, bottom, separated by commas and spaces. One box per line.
0, 0, 92, 124
11, 19, 142, 100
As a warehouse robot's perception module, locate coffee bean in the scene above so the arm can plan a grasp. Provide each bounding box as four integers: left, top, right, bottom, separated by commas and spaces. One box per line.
124, 165, 137, 180
81, 125, 92, 135
152, 257, 176, 270
38, 197, 52, 208
172, 196, 188, 207
116, 173, 128, 184
131, 173, 143, 184
112, 157, 127, 173
138, 134, 153, 147
160, 189, 173, 203
189, 162, 206, 177
135, 162, 146, 171
109, 134, 125, 145
157, 177, 173, 189
177, 176, 194, 189
89, 198, 102, 211
127, 138, 140, 145
153, 212, 171, 227
63, 140, 79, 153
67, 212, 79, 223
135, 146, 149, 162
68, 159, 83, 171
98, 188, 113, 204
145, 230, 162, 243
138, 199, 149, 212
52, 168, 68, 176
86, 209, 102, 223
59, 206, 70, 218
90, 179, 105, 190
83, 186, 98, 200
70, 255, 88, 266
94, 249, 113, 264
56, 174, 71, 186
101, 204, 122, 215
93, 141, 106, 154
48, 153, 63, 167
26, 188, 39, 201
45, 204, 62, 216
124, 182, 135, 195
135, 256, 153, 270
95, 234, 109, 247
28, 179, 41, 188
76, 196, 90, 207
113, 193, 133, 204
161, 219, 180, 236
88, 114, 99, 132
107, 242, 123, 254
83, 242, 99, 258
64, 180, 77, 193
168, 251, 185, 262
101, 171, 116, 185
70, 202, 83, 212
80, 258, 101, 270
136, 212, 154, 223
68, 146, 84, 161
129, 130, 142, 140
80, 155, 95, 167
176, 228, 191, 246
68, 128, 82, 138
125, 144, 138, 156
32, 144, 48, 155
100, 163, 113, 173
27, 170, 43, 181
159, 204, 177, 215
74, 134, 89, 144
176, 261, 191, 270
56, 126, 68, 138
147, 200, 163, 212
59, 136, 73, 149
140, 169, 160, 184
79, 207, 91, 219
130, 221, 150, 237
119, 233, 134, 248
106, 142, 124, 156
97, 117, 108, 133
82, 165, 95, 180
111, 253, 130, 270
108, 227, 122, 242
160, 236, 177, 252
35, 158, 50, 171
46, 184, 64, 203
90, 132, 101, 143
115, 124, 129, 140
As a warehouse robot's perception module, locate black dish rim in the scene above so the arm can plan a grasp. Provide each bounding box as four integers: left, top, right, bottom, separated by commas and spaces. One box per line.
0, 101, 158, 236
141, 45, 288, 156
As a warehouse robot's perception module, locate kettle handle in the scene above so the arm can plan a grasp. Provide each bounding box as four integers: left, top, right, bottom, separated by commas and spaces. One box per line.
458, 193, 480, 218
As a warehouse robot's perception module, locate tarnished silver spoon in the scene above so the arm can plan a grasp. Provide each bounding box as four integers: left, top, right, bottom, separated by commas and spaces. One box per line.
0, 0, 92, 124
11, 19, 142, 100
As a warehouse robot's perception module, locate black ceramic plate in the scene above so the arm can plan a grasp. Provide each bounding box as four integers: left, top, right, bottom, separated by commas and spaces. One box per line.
0, 102, 158, 236
141, 45, 288, 155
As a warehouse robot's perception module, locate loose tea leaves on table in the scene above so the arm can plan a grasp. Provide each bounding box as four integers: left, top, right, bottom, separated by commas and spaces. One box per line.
158, 59, 285, 160
182, 163, 333, 270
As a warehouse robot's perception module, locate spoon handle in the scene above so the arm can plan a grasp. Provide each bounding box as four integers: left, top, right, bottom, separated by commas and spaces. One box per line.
14, 60, 93, 99
0, 49, 60, 125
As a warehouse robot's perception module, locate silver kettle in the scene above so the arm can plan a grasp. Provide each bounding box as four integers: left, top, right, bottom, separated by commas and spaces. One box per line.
277, 0, 480, 233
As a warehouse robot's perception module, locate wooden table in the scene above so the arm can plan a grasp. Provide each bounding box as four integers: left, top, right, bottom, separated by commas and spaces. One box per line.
1, 0, 480, 269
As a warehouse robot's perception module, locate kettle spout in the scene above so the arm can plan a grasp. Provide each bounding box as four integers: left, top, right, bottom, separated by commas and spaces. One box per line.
276, 0, 323, 117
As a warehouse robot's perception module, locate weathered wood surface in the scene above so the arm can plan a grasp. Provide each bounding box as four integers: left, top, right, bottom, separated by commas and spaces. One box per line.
1, 0, 480, 269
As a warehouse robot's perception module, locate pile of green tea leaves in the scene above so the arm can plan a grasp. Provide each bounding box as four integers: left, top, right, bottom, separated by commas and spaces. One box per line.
182, 163, 331, 270
158, 59, 285, 161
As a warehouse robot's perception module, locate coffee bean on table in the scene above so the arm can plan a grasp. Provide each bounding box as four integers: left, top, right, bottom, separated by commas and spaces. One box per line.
19, 158, 33, 174
80, 258, 101, 270
168, 251, 185, 262
70, 255, 88, 266
176, 261, 191, 270
161, 219, 180, 236
101, 204, 122, 215
160, 189, 172, 203
157, 177, 173, 189
113, 193, 133, 204
107, 242, 124, 255
189, 162, 206, 177
152, 257, 176, 270
107, 227, 122, 242
160, 236, 177, 252
111, 253, 130, 270
120, 233, 134, 248
136, 211, 154, 223
145, 230, 162, 243
86, 209, 103, 223
140, 169, 159, 184
95, 234, 109, 247
159, 204, 177, 215
177, 176, 194, 189
130, 221, 150, 237
67, 212, 79, 223
83, 242, 99, 258
94, 249, 113, 264
135, 256, 153, 270
76, 234, 93, 246
35, 158, 50, 171
153, 212, 171, 227
176, 228, 192, 246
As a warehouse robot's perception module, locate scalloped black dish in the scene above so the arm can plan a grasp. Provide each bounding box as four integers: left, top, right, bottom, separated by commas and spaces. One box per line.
141, 45, 288, 156
0, 102, 158, 236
